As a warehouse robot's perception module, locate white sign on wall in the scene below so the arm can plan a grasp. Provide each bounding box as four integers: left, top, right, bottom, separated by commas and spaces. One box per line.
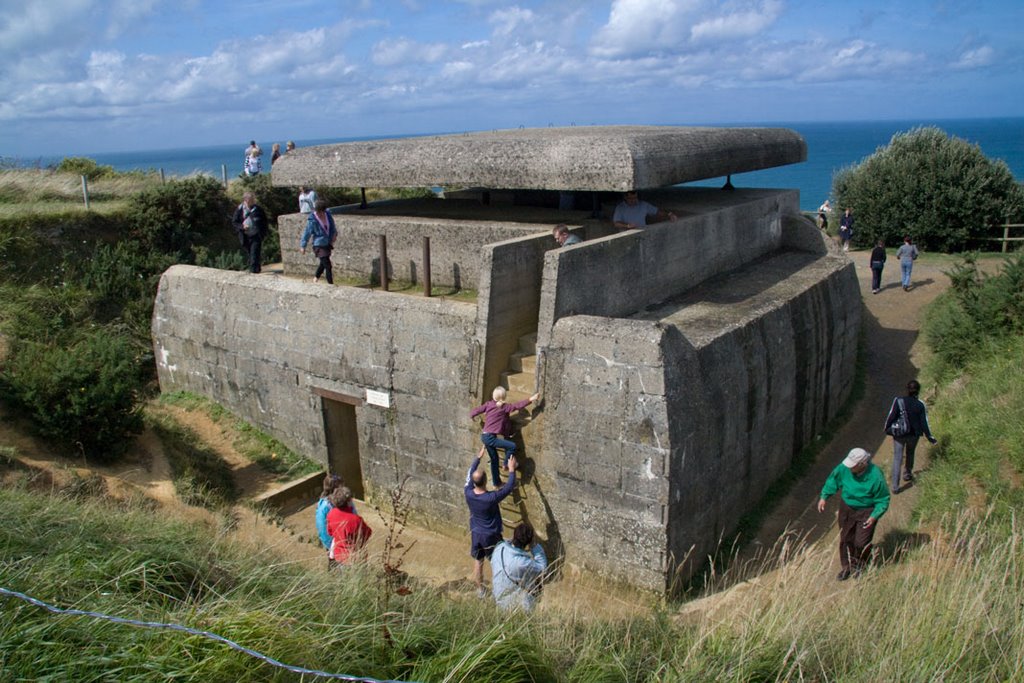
365, 389, 391, 408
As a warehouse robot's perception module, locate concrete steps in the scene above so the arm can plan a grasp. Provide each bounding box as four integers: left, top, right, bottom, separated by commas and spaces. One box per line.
500, 331, 538, 424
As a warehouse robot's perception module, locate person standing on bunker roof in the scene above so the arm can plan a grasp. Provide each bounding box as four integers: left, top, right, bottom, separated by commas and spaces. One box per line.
465, 446, 518, 598
817, 447, 890, 581
471, 387, 539, 486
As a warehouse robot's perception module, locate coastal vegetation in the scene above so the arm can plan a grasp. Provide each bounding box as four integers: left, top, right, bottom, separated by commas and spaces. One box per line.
833, 126, 1024, 252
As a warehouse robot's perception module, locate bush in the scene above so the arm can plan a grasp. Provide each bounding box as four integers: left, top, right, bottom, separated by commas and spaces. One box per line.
128, 175, 235, 259
923, 252, 1024, 376
54, 157, 117, 180
833, 127, 1024, 252
0, 330, 145, 462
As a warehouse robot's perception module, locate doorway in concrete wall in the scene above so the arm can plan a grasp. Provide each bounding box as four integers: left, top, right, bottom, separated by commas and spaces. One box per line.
318, 391, 365, 500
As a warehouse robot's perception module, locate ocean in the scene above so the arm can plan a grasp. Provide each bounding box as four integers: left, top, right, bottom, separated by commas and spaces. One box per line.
28, 118, 1024, 212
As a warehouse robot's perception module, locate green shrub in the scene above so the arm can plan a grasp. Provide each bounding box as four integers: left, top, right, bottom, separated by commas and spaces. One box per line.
128, 175, 234, 259
54, 156, 117, 180
923, 253, 1024, 376
0, 330, 144, 462
833, 127, 1024, 252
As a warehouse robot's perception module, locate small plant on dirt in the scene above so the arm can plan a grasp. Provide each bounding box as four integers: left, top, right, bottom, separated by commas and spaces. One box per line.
376, 476, 417, 604
146, 411, 236, 508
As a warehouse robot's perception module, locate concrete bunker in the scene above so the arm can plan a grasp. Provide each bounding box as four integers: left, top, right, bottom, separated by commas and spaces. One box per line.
152, 126, 859, 591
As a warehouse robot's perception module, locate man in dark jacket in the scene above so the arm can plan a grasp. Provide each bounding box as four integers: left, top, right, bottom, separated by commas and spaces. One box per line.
884, 379, 937, 493
464, 446, 517, 597
232, 192, 268, 273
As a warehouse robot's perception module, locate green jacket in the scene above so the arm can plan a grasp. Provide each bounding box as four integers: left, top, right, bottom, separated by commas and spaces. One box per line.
820, 462, 890, 519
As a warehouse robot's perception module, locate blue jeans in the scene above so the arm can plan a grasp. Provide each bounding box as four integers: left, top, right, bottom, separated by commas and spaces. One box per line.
891, 436, 919, 491
900, 260, 913, 288
481, 432, 515, 484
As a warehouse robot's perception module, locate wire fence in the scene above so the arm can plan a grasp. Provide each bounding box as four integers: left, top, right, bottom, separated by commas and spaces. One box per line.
0, 586, 418, 683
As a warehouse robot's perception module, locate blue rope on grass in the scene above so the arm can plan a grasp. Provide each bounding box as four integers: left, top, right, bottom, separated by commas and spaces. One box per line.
0, 586, 418, 683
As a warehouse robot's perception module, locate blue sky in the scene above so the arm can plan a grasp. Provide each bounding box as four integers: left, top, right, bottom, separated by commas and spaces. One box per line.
2, 0, 1022, 156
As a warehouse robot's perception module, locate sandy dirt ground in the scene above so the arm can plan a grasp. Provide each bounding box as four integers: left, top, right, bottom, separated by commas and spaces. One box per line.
0, 246, 958, 618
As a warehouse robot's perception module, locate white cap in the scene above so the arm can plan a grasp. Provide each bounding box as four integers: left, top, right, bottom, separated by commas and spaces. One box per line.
842, 447, 872, 468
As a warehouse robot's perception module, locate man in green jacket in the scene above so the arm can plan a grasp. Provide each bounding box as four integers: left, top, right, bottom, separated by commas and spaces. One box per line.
817, 447, 890, 580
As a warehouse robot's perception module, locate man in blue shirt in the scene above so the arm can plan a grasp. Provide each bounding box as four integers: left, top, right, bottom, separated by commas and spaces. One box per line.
465, 446, 517, 596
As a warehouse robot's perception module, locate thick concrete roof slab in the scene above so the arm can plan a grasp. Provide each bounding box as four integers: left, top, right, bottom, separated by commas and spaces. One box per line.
272, 125, 806, 192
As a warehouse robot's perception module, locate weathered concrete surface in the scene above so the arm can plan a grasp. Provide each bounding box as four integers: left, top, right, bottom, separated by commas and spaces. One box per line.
152, 266, 482, 526
537, 188, 798, 351
272, 126, 806, 192
540, 247, 859, 591
279, 199, 604, 287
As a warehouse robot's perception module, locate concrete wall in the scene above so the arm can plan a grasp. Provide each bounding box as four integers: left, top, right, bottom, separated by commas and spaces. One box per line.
474, 232, 551, 396
537, 188, 798, 349
539, 317, 674, 590
152, 266, 481, 526
538, 248, 859, 591
660, 255, 860, 583
279, 207, 551, 289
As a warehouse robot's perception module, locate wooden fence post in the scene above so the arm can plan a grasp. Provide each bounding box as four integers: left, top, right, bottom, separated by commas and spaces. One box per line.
81, 175, 90, 210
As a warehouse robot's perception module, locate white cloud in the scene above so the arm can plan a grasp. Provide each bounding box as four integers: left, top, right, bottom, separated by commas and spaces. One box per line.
489, 6, 535, 37
951, 45, 994, 69
690, 0, 782, 42
372, 38, 447, 66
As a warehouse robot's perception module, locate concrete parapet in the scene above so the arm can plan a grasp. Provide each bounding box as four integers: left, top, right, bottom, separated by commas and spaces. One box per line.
537, 188, 798, 350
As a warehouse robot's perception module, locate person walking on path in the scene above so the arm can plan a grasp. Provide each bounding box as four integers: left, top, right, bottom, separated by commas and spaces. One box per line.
817, 447, 890, 580
838, 208, 854, 252
231, 191, 268, 273
491, 522, 548, 612
869, 240, 887, 293
471, 387, 539, 485
465, 446, 518, 597
895, 235, 920, 291
884, 379, 937, 493
326, 486, 372, 568
300, 199, 337, 284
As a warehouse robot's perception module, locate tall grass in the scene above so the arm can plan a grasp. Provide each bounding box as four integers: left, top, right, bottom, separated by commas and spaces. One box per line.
2, 477, 1022, 681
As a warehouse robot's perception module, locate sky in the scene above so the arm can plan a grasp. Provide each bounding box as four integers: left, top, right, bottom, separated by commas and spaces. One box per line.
1, 0, 1022, 156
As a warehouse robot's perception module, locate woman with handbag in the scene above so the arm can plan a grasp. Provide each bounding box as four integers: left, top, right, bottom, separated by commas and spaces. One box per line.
884, 379, 937, 493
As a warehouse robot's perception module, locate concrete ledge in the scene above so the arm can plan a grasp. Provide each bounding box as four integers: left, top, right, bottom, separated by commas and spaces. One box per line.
272, 125, 806, 192
253, 471, 324, 514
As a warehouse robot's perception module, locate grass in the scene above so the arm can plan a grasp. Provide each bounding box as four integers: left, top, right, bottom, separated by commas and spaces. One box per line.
0, 168, 162, 216
157, 391, 321, 481
1, 478, 1022, 681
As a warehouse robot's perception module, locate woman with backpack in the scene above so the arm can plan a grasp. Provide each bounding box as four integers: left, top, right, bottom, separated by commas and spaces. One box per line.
299, 199, 337, 284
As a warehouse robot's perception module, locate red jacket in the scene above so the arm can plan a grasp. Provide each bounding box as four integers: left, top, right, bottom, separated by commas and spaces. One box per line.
326, 507, 372, 562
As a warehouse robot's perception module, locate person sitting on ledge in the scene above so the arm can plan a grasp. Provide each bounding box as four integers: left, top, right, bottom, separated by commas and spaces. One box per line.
612, 190, 676, 230
552, 224, 582, 247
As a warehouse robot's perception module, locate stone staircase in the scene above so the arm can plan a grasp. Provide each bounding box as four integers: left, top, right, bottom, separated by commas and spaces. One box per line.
497, 332, 539, 529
